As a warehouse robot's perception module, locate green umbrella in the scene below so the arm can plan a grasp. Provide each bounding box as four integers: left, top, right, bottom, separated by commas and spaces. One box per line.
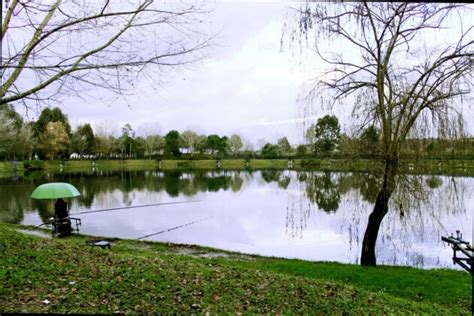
31, 182, 81, 199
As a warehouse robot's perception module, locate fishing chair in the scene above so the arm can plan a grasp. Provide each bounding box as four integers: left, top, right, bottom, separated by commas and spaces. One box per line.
50, 216, 81, 237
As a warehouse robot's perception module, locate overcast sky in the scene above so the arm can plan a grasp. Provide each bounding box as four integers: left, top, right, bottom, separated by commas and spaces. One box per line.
17, 0, 344, 147
16, 1, 473, 146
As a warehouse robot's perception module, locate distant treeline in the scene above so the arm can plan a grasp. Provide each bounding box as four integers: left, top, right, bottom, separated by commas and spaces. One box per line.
1, 105, 473, 161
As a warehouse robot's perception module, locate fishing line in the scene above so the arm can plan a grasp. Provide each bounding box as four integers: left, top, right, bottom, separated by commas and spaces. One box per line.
136, 216, 213, 240
28, 200, 202, 230
74, 200, 202, 215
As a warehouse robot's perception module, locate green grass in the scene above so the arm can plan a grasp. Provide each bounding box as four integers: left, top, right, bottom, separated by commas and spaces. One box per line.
228, 258, 472, 309
0, 161, 25, 173
0, 224, 471, 314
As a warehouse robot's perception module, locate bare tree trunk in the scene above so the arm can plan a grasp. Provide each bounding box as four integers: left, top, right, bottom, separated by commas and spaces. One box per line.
361, 158, 398, 266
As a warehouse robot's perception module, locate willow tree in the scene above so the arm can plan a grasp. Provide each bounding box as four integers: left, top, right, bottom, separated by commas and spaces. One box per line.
285, 3, 473, 265
1, 0, 211, 108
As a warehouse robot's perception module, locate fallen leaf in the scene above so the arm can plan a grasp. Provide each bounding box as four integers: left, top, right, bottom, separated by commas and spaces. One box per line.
212, 293, 221, 303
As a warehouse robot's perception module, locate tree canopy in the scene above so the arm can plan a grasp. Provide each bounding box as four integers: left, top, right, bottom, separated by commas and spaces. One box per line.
40, 121, 70, 160
313, 115, 341, 154
165, 130, 181, 156
33, 107, 71, 138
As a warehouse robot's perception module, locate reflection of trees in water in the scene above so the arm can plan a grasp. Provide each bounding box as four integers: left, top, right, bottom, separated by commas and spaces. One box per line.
261, 170, 282, 183
0, 169, 247, 224
278, 176, 291, 190
286, 172, 311, 239
0, 171, 58, 223
164, 171, 181, 197
381, 174, 467, 267
230, 172, 244, 192
285, 171, 469, 267
260, 170, 292, 190
306, 172, 341, 213
34, 199, 54, 223
0, 180, 30, 223
286, 171, 345, 238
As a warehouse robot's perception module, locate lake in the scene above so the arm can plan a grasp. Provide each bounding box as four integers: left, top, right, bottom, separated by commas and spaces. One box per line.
1, 168, 472, 270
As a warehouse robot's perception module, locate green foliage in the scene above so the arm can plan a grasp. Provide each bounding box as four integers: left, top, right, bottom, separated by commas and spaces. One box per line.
219, 136, 229, 156
314, 115, 341, 154
207, 135, 220, 154
15, 124, 35, 160
71, 124, 95, 157
229, 134, 243, 155
134, 137, 146, 158
40, 122, 70, 160
261, 143, 279, 158
23, 160, 45, 170
277, 137, 291, 154
296, 144, 308, 158
179, 130, 198, 153
119, 124, 136, 158
194, 135, 209, 154
165, 130, 181, 156
0, 110, 17, 158
33, 107, 71, 138
0, 105, 33, 160
207, 135, 228, 156
305, 123, 316, 146
0, 103, 23, 129
32, 108, 71, 159
144, 135, 165, 158
360, 126, 380, 157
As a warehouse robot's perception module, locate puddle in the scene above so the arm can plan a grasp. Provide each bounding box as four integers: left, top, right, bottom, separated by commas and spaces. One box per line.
121, 243, 152, 251
175, 247, 254, 260
16, 229, 52, 239
176, 247, 228, 258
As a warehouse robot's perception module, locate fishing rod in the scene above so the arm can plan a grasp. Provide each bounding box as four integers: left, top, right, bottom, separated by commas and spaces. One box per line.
28, 221, 50, 230
27, 200, 202, 231
74, 200, 202, 215
136, 216, 213, 240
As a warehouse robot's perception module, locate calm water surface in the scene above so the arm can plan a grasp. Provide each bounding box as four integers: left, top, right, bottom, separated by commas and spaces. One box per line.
1, 169, 472, 270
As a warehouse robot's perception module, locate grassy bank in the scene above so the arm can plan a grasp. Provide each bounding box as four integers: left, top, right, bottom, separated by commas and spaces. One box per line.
1, 158, 473, 174
0, 224, 470, 314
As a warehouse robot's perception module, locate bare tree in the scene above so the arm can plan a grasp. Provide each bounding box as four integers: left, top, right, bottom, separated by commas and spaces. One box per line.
284, 2, 473, 265
1, 0, 212, 109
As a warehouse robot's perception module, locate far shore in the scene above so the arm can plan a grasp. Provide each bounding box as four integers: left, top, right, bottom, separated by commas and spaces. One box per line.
0, 158, 473, 178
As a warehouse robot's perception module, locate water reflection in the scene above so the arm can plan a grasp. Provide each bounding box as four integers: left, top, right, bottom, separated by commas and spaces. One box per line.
286, 171, 469, 268
0, 168, 471, 269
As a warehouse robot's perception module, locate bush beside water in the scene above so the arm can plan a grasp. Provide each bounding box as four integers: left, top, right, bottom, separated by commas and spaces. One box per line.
23, 160, 44, 171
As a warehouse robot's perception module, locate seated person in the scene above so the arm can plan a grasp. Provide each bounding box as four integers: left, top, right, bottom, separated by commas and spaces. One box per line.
54, 198, 71, 235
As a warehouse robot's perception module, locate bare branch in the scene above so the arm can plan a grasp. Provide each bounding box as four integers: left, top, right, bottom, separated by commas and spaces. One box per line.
1, 0, 213, 108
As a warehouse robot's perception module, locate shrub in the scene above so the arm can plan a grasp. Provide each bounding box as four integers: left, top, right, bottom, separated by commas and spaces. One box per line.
23, 160, 45, 171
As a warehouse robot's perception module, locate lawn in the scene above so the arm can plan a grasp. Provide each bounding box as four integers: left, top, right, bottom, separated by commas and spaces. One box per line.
1, 224, 471, 314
